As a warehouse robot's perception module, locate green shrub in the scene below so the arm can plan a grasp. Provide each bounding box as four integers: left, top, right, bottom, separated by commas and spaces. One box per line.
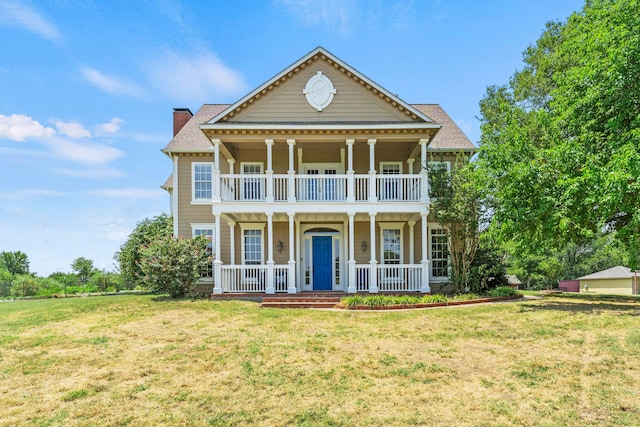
452, 293, 481, 301
488, 286, 520, 298
420, 294, 449, 304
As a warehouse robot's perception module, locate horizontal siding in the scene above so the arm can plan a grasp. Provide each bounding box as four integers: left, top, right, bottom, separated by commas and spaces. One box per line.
233, 63, 415, 123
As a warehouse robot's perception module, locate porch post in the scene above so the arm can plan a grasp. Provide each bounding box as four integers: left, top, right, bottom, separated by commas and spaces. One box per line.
408, 220, 416, 264
369, 212, 378, 293
420, 213, 430, 293
295, 218, 301, 291
407, 158, 415, 175
228, 219, 236, 265
346, 139, 355, 202
347, 212, 356, 293
213, 213, 223, 294
287, 213, 297, 293
368, 139, 377, 202
266, 213, 275, 293
265, 139, 274, 202
420, 138, 429, 203
287, 139, 296, 202
212, 139, 221, 202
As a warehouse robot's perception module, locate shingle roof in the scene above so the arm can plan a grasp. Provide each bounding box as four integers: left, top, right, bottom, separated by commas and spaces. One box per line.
163, 103, 474, 152
161, 174, 173, 190
578, 266, 634, 280
412, 104, 476, 150
162, 104, 229, 152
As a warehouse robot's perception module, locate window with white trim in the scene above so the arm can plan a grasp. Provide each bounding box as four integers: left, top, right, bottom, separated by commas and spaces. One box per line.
191, 224, 214, 278
381, 228, 402, 265
192, 163, 213, 201
241, 162, 263, 201
243, 229, 263, 265
430, 228, 449, 278
380, 162, 402, 201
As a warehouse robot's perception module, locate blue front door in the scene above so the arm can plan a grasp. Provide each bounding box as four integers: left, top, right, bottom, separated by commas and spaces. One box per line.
313, 236, 332, 290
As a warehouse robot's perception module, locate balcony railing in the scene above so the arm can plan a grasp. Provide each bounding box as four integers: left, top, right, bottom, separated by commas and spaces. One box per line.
216, 173, 427, 203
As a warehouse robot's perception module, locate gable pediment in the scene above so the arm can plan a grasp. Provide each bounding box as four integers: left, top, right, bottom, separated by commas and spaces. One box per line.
205, 48, 434, 127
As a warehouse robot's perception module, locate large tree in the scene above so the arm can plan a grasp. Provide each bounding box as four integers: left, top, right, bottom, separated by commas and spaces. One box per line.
71, 257, 96, 285
478, 0, 640, 267
115, 213, 173, 288
0, 251, 30, 276
428, 155, 485, 293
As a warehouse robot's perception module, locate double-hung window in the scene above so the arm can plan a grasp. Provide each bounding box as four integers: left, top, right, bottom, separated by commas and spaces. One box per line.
191, 224, 214, 279
241, 163, 263, 201
380, 162, 401, 201
430, 228, 449, 279
192, 163, 213, 201
380, 224, 402, 281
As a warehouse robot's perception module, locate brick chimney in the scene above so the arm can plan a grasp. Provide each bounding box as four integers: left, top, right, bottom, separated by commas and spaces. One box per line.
173, 108, 193, 136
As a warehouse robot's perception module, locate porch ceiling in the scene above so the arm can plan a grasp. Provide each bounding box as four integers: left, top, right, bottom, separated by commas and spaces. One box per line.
223, 212, 423, 223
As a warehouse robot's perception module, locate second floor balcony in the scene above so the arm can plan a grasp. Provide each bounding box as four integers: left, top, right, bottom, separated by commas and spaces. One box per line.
214, 172, 429, 203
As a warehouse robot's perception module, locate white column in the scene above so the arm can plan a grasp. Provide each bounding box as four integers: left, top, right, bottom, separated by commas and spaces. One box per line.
346, 139, 355, 202
212, 139, 221, 202
287, 139, 296, 202
295, 218, 301, 290
266, 212, 275, 294
408, 220, 416, 264
368, 139, 377, 202
226, 158, 235, 202
287, 213, 296, 293
420, 138, 429, 203
369, 212, 378, 293
407, 158, 415, 175
420, 214, 430, 293
213, 213, 223, 294
265, 139, 274, 203
347, 212, 356, 293
228, 220, 236, 265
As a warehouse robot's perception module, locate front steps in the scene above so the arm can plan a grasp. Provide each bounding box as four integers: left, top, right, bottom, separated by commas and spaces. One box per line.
260, 293, 345, 309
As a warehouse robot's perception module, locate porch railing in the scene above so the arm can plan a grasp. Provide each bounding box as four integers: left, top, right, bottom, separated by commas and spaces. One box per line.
356, 264, 422, 292
220, 265, 289, 293
217, 173, 425, 203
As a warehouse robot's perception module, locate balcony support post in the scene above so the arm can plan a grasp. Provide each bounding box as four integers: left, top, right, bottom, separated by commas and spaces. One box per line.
287, 139, 296, 202
420, 213, 430, 293
346, 139, 355, 202
287, 213, 297, 293
213, 213, 223, 294
265, 139, 274, 203
212, 139, 221, 202
266, 212, 275, 294
368, 139, 377, 203
347, 212, 356, 293
369, 212, 378, 293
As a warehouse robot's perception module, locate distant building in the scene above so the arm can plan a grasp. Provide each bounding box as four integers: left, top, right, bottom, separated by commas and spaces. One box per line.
577, 266, 639, 295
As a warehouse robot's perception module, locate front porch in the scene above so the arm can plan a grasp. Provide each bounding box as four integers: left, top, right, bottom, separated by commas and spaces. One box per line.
215, 263, 427, 293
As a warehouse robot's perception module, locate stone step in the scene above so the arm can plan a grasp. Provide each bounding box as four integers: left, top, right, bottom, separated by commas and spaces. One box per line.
260, 300, 340, 309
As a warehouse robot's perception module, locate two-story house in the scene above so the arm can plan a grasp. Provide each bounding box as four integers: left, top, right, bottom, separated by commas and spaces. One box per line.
161, 47, 474, 295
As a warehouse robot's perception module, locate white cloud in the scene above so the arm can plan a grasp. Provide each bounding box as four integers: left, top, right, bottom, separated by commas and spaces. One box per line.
54, 120, 91, 139
275, 0, 357, 37
97, 118, 124, 135
53, 167, 126, 178
43, 137, 125, 165
0, 188, 64, 200
0, 1, 62, 43
81, 66, 146, 98
145, 49, 247, 104
86, 188, 165, 199
0, 113, 55, 142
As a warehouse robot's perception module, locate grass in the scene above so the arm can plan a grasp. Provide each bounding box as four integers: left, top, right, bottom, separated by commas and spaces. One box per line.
1, 293, 640, 426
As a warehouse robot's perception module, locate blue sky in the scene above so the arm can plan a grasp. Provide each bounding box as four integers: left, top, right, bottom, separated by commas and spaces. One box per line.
0, 0, 584, 276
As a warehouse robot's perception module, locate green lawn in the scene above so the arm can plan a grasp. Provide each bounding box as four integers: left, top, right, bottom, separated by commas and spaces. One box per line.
1, 293, 639, 426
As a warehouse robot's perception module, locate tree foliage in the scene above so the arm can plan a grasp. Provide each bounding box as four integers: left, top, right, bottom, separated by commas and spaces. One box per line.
478, 0, 640, 266
71, 257, 97, 285
0, 251, 30, 276
115, 213, 173, 288
428, 154, 485, 293
138, 235, 210, 298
